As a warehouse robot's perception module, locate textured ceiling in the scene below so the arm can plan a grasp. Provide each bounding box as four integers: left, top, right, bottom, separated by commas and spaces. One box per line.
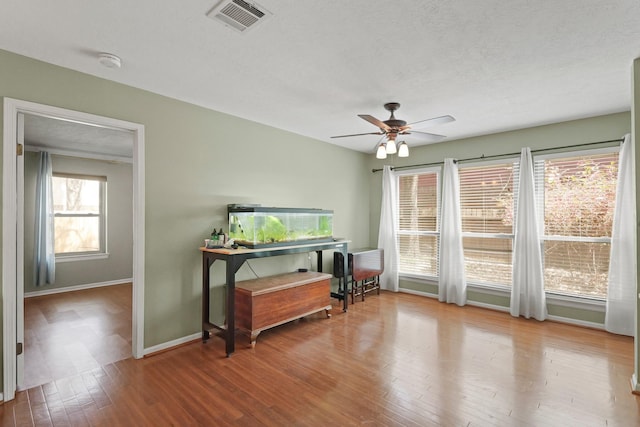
1, 0, 639, 154
23, 115, 134, 161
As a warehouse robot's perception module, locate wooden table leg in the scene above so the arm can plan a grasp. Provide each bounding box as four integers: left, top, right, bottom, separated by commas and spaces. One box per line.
202, 254, 211, 343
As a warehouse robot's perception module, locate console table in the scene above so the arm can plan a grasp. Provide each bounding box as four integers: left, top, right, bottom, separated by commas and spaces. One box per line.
200, 240, 349, 357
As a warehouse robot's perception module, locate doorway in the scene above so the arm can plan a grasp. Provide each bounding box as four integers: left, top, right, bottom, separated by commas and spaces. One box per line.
2, 98, 146, 401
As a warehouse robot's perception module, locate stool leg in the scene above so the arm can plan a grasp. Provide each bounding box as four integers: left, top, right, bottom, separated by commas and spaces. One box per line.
350, 278, 355, 304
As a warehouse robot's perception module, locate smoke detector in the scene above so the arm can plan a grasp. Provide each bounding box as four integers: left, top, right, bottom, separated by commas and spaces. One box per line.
98, 53, 122, 69
206, 0, 272, 33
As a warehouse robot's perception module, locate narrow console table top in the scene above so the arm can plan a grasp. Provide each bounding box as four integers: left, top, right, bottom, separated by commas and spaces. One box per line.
199, 239, 349, 257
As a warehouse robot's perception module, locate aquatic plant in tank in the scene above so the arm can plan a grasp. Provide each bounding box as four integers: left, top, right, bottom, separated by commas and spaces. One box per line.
228, 205, 333, 248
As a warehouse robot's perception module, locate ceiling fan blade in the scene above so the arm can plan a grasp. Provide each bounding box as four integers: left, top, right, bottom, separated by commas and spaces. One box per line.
408, 115, 455, 130
358, 114, 391, 131
401, 130, 447, 143
330, 131, 384, 139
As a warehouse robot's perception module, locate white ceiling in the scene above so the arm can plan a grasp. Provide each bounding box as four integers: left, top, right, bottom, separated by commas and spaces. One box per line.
1, 0, 639, 154
22, 114, 134, 161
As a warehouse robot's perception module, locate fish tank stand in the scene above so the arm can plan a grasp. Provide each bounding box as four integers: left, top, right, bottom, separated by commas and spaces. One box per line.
200, 239, 349, 357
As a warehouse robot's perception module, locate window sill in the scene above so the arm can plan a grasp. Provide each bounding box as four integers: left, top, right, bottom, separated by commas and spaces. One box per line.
545, 292, 605, 311
55, 253, 109, 263
400, 272, 438, 283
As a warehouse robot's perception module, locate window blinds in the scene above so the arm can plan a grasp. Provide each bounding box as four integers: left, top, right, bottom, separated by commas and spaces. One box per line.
397, 172, 439, 277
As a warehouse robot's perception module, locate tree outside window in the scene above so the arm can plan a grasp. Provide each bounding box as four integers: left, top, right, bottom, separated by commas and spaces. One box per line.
536, 152, 618, 298
52, 174, 106, 255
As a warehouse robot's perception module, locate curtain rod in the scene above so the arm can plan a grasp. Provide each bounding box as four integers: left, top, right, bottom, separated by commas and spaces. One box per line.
371, 138, 624, 173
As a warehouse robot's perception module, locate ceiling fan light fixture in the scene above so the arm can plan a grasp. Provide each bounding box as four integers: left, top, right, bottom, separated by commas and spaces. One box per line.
386, 138, 397, 154
398, 141, 409, 157
330, 102, 454, 158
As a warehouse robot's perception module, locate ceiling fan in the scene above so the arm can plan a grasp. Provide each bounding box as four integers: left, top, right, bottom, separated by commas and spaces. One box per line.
331, 102, 455, 158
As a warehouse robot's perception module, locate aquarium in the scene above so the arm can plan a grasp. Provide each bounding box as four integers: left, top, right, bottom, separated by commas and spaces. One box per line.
228, 205, 333, 248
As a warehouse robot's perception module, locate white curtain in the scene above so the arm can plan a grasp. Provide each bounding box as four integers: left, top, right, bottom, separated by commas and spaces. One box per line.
605, 134, 636, 336
511, 148, 546, 320
378, 165, 399, 291
439, 159, 466, 305
34, 151, 55, 286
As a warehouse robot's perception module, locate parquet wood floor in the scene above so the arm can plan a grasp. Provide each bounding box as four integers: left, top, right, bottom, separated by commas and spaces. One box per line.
5, 290, 639, 426
23, 284, 132, 390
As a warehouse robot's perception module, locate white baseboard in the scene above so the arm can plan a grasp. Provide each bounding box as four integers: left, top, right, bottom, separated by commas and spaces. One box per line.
24, 278, 133, 298
400, 287, 511, 313
401, 287, 510, 311
143, 332, 201, 357
546, 314, 605, 331
631, 374, 640, 394
467, 299, 511, 313
399, 287, 438, 299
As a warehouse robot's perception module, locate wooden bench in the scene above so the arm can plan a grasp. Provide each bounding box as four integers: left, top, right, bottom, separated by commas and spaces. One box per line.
234, 271, 333, 347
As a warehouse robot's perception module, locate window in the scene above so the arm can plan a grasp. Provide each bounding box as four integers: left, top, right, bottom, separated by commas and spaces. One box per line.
459, 161, 517, 287
393, 146, 619, 300
535, 150, 618, 299
52, 173, 106, 256
397, 169, 440, 277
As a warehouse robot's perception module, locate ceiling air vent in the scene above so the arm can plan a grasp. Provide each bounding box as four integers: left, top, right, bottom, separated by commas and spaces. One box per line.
206, 0, 272, 33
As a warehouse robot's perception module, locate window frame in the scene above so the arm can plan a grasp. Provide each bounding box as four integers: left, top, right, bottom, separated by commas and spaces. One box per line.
533, 146, 619, 300
458, 157, 519, 289
52, 172, 108, 261
395, 146, 618, 305
395, 166, 441, 280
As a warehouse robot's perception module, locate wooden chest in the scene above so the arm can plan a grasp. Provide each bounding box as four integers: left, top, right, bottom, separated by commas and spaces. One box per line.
234, 271, 332, 347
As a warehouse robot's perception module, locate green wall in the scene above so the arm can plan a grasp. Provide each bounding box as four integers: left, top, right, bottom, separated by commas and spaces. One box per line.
0, 50, 372, 357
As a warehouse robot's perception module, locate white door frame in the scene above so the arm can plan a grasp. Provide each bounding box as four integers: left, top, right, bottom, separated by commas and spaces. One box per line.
2, 98, 145, 401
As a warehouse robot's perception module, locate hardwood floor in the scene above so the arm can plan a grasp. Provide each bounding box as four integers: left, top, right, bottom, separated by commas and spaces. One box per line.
23, 284, 132, 390
5, 291, 638, 426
